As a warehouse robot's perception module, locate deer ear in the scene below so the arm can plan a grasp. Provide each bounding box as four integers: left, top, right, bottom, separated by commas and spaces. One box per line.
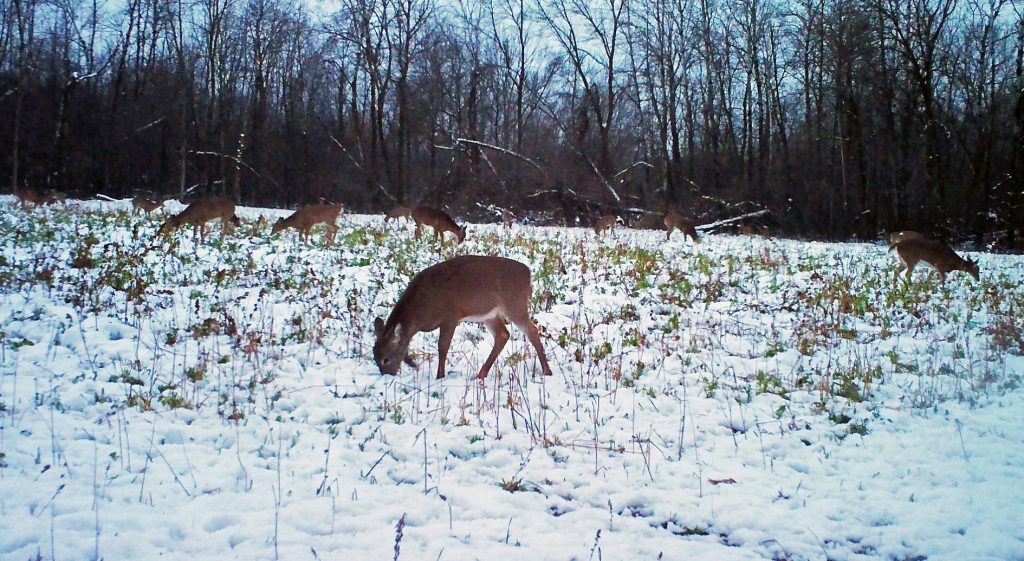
393, 323, 404, 341
373, 317, 385, 337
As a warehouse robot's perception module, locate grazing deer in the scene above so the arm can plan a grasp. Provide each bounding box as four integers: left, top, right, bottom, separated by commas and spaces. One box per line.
373, 255, 552, 380
664, 213, 701, 242
412, 205, 466, 243
385, 206, 413, 223
272, 204, 343, 243
46, 191, 67, 206
132, 196, 163, 214
14, 187, 62, 208
890, 238, 979, 285
631, 214, 663, 230
594, 215, 620, 236
157, 197, 240, 242
888, 230, 925, 245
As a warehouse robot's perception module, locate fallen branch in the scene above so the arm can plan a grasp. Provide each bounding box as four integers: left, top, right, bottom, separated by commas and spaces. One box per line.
696, 209, 770, 232
329, 135, 394, 202
613, 161, 653, 180
578, 151, 622, 204
189, 151, 261, 177
441, 137, 547, 175
93, 194, 126, 203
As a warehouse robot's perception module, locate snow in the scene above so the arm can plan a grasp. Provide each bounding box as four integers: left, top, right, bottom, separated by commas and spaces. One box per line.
1, 196, 1023, 561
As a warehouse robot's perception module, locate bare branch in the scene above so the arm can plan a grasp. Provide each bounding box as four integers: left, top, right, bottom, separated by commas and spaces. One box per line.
696, 209, 770, 232
329, 135, 394, 202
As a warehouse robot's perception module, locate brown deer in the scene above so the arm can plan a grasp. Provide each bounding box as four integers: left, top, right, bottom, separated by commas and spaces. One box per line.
890, 238, 979, 285
132, 196, 163, 214
272, 204, 343, 243
373, 255, 553, 380
665, 213, 701, 242
412, 206, 466, 243
631, 214, 663, 230
46, 191, 67, 206
594, 215, 620, 236
888, 230, 925, 245
502, 209, 515, 229
14, 187, 62, 208
385, 206, 413, 223
158, 197, 240, 242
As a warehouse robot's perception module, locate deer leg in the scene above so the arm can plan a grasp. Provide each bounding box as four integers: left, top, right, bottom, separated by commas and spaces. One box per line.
522, 319, 553, 377
436, 321, 457, 379
665, 228, 672, 241
414, 224, 423, 239
327, 226, 338, 244
477, 318, 510, 380
508, 308, 552, 377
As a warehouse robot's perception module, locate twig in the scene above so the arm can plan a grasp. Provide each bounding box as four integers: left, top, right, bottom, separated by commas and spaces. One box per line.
151, 439, 192, 497
612, 161, 653, 179
955, 419, 969, 461
328, 134, 394, 201
394, 513, 407, 561
440, 137, 547, 174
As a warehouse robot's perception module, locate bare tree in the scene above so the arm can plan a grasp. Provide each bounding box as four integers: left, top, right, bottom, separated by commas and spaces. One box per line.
537, 0, 628, 201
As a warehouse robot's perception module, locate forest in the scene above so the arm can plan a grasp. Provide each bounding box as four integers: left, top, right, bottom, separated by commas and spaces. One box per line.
1, 0, 1022, 247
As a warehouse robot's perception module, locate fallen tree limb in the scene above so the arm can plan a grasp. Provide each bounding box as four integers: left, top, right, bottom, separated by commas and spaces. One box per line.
696, 209, 770, 231
441, 137, 548, 176
328, 135, 393, 202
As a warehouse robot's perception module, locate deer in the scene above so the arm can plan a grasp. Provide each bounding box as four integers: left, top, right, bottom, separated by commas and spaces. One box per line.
594, 215, 620, 236
14, 187, 62, 208
631, 214, 663, 230
890, 238, 979, 285
373, 255, 553, 380
132, 195, 164, 214
385, 206, 413, 223
412, 205, 466, 243
502, 209, 515, 229
157, 197, 240, 242
888, 230, 925, 245
272, 204, 343, 243
664, 213, 701, 242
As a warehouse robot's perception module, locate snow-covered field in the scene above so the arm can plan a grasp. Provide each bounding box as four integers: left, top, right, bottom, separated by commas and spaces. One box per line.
1, 197, 1022, 561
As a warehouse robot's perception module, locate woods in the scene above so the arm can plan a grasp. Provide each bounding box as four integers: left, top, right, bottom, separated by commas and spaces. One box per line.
1, 0, 1022, 247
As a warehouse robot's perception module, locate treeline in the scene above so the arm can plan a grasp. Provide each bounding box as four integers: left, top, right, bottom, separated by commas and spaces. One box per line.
1, 0, 1022, 247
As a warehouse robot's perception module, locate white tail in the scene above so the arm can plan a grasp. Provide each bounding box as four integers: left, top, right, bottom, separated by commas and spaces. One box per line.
373, 255, 552, 379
